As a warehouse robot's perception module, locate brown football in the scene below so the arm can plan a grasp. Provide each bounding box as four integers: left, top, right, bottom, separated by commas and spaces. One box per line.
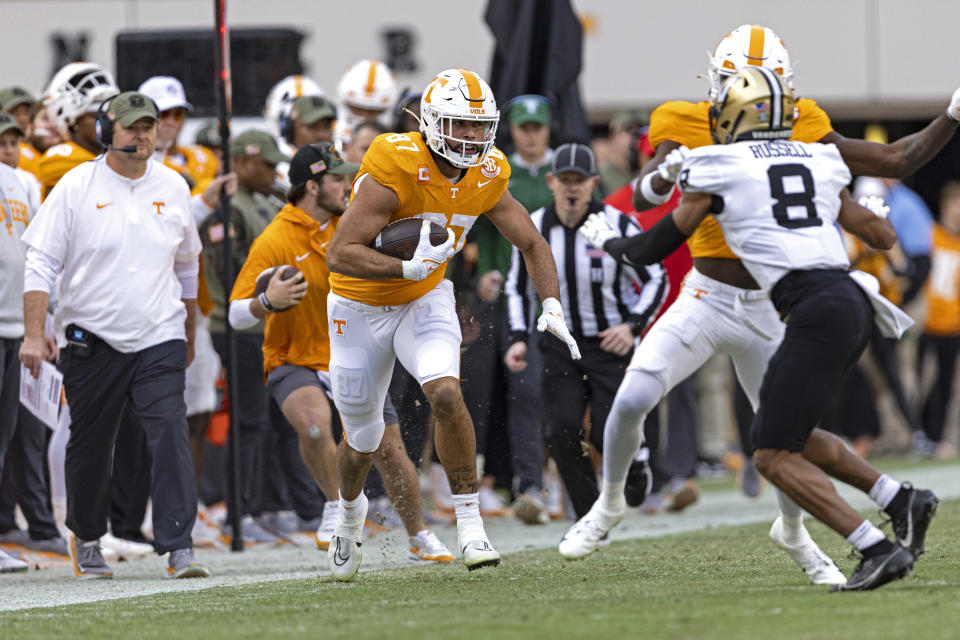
371, 218, 448, 260
254, 265, 302, 311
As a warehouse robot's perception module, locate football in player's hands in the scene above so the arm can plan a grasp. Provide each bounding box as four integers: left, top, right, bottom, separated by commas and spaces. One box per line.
371, 218, 448, 260
254, 265, 303, 311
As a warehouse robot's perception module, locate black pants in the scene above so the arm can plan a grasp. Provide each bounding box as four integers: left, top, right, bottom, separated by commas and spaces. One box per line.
461, 300, 544, 493
540, 335, 630, 518
0, 338, 21, 480
0, 406, 60, 539
919, 333, 960, 443
755, 273, 873, 452
108, 408, 153, 541
211, 332, 270, 519
61, 336, 196, 554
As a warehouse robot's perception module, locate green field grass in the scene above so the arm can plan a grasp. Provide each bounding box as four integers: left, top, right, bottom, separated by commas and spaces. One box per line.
3, 500, 958, 640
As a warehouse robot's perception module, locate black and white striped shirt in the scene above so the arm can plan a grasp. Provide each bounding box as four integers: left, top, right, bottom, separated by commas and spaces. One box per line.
505, 201, 667, 340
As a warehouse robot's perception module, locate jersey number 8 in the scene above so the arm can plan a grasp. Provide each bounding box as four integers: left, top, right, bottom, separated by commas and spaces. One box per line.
767, 164, 821, 229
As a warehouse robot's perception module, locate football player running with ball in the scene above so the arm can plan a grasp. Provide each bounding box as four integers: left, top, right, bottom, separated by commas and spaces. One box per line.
560, 24, 956, 585
324, 68, 580, 581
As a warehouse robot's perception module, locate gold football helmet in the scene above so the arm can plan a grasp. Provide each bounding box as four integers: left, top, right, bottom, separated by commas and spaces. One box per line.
710, 66, 795, 145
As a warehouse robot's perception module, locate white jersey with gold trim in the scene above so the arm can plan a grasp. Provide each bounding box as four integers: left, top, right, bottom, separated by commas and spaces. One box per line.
678, 140, 852, 292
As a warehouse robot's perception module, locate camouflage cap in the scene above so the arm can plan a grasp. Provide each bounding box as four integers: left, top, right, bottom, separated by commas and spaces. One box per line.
0, 112, 24, 137
0, 86, 37, 112
230, 129, 289, 166
107, 91, 159, 127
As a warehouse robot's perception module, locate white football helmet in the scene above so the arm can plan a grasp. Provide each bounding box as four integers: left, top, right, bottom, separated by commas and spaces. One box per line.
706, 25, 794, 104
419, 68, 499, 169
335, 59, 397, 143
264, 75, 324, 138
43, 62, 118, 137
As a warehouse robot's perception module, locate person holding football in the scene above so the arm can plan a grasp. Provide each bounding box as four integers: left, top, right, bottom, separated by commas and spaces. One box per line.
324, 68, 580, 580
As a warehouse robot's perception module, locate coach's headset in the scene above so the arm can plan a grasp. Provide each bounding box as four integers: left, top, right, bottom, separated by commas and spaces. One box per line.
95, 92, 160, 152
278, 95, 337, 145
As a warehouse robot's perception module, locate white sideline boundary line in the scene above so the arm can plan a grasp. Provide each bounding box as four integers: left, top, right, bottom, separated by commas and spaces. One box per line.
1, 464, 957, 613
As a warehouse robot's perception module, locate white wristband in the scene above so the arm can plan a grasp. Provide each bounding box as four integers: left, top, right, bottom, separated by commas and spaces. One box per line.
401, 260, 422, 281
639, 171, 671, 205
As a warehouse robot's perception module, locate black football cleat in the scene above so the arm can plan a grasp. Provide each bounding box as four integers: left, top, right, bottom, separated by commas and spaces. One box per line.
889, 483, 939, 558
830, 545, 914, 592
624, 459, 653, 508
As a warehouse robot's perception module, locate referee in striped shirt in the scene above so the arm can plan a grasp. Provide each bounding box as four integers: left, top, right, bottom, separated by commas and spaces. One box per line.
504, 143, 666, 519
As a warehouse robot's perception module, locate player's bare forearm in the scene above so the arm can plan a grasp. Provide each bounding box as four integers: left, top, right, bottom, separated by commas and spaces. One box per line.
183, 298, 197, 344
838, 190, 897, 250
327, 175, 403, 279
23, 291, 49, 340
520, 236, 561, 302
823, 115, 959, 178
327, 241, 404, 280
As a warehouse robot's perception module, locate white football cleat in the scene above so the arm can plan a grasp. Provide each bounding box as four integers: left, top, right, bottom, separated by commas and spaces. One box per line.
769, 516, 846, 585
327, 494, 367, 582
558, 501, 623, 560
328, 535, 362, 582
461, 539, 501, 571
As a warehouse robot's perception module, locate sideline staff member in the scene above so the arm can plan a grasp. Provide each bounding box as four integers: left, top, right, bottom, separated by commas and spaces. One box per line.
19, 92, 209, 580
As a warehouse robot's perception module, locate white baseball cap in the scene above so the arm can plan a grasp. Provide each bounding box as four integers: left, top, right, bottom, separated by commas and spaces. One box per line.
138, 76, 193, 113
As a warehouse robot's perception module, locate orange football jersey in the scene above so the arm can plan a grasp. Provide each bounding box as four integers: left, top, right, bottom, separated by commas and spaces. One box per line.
329, 131, 510, 306
230, 203, 338, 375
163, 144, 219, 195
925, 224, 960, 335
649, 98, 834, 259
18, 142, 42, 180
38, 141, 96, 199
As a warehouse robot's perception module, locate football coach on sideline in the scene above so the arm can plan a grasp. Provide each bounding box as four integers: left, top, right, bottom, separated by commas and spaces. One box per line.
18, 91, 210, 580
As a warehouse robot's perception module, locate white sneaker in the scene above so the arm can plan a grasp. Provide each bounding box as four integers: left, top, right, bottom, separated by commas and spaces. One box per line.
457, 518, 500, 571
769, 516, 846, 585
430, 464, 454, 512
408, 530, 454, 563
0, 548, 28, 573
191, 511, 224, 549
558, 501, 623, 560
101, 533, 154, 561
328, 494, 367, 582
315, 501, 338, 551
479, 486, 506, 517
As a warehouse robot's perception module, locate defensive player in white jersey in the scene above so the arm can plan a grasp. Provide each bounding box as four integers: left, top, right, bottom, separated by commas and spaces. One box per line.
325, 68, 580, 581
583, 67, 939, 591
560, 24, 955, 585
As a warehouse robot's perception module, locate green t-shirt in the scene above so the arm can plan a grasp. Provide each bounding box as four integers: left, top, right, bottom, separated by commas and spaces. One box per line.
201, 188, 280, 334
472, 150, 554, 278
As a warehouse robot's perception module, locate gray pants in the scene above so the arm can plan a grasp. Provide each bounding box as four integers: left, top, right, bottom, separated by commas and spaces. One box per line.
61, 336, 196, 554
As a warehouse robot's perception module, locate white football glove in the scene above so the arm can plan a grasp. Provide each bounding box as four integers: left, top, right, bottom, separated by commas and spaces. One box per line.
401, 221, 456, 281
537, 297, 581, 360
858, 195, 890, 219
948, 87, 960, 122
656, 145, 690, 183
579, 212, 621, 250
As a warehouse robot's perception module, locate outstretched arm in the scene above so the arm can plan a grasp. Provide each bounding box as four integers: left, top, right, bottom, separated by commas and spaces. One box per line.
821, 112, 959, 178
602, 192, 712, 267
